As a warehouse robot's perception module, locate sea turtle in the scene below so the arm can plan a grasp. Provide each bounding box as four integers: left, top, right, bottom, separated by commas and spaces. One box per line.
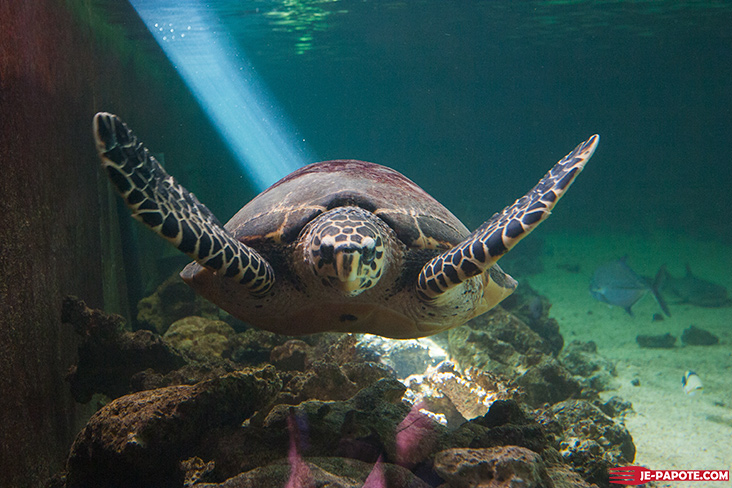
94, 112, 598, 338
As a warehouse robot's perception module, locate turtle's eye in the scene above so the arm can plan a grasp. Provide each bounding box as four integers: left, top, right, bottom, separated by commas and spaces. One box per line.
319, 244, 335, 264
361, 240, 376, 265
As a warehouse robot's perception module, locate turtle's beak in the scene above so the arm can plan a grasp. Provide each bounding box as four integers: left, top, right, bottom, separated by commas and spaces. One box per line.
335, 250, 362, 294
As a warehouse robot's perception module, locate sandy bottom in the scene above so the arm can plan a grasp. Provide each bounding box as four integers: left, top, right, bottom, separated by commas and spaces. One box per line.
528, 230, 732, 487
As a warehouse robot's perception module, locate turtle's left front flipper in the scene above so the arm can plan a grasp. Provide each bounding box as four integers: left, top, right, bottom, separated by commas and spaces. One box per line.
416, 134, 599, 301
93, 112, 274, 296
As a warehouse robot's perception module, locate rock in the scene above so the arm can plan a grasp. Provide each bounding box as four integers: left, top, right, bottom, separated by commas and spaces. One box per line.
129, 362, 235, 392
538, 399, 635, 488
276, 360, 360, 405
163, 316, 237, 360
136, 274, 220, 334
636, 333, 676, 348
546, 464, 596, 488
597, 396, 633, 418
57, 299, 620, 488
181, 456, 216, 485
229, 329, 289, 366
448, 308, 580, 408
62, 296, 188, 403
64, 367, 281, 487
560, 340, 617, 393
434, 446, 552, 488
680, 325, 719, 346
448, 307, 554, 377
440, 400, 548, 456
356, 334, 448, 379
341, 361, 397, 391
402, 361, 520, 427
500, 282, 564, 356
207, 378, 436, 478
516, 356, 583, 407
195, 457, 431, 488
270, 339, 314, 371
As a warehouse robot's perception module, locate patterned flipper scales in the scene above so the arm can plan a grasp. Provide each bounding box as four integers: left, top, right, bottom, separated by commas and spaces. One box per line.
93, 112, 274, 296
417, 135, 599, 300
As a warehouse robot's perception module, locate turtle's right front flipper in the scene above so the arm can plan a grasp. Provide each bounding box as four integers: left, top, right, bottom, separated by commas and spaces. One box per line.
93, 112, 274, 296
416, 134, 599, 301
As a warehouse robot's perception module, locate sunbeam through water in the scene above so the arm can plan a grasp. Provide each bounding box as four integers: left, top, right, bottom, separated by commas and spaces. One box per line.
128, 0, 314, 191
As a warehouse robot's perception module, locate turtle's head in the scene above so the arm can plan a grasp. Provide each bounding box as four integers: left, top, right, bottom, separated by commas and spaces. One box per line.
304, 207, 386, 296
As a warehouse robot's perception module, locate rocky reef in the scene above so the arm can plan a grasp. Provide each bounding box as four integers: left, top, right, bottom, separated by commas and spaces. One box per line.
51, 293, 635, 488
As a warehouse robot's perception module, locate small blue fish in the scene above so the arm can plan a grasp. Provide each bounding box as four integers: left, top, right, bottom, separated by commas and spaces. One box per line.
590, 257, 670, 317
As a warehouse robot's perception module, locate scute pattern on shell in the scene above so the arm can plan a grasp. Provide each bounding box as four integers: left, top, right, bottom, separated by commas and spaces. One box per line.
225, 160, 470, 250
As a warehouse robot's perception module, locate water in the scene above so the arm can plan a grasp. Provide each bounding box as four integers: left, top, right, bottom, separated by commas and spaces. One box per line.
3, 1, 732, 486
102, 0, 732, 236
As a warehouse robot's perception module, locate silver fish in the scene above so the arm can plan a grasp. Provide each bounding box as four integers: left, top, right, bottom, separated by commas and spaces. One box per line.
660, 264, 730, 308
590, 257, 670, 317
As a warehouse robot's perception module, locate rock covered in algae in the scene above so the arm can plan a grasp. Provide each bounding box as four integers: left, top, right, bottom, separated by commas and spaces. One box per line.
560, 340, 617, 393
56, 298, 636, 488
193, 457, 431, 488
448, 307, 583, 407
516, 356, 583, 407
163, 316, 237, 360
500, 281, 564, 356
433, 445, 552, 488
439, 400, 548, 456
448, 307, 552, 375
356, 334, 448, 379
64, 367, 281, 487
136, 274, 221, 334
270, 339, 314, 371
189, 377, 439, 481
402, 360, 520, 427
538, 399, 635, 487
61, 296, 188, 403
